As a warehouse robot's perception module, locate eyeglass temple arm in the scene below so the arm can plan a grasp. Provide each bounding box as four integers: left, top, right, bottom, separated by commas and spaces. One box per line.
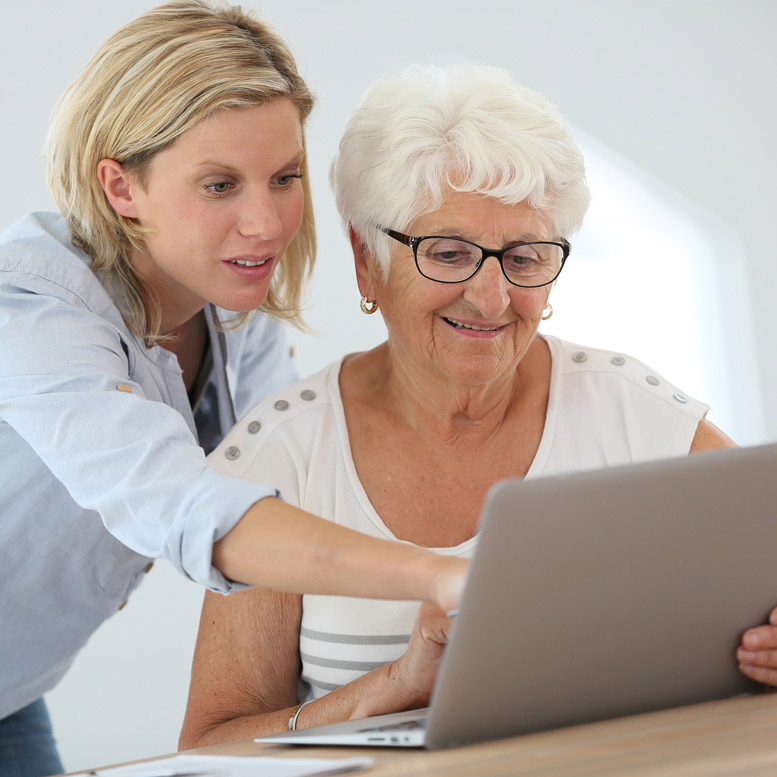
379, 227, 417, 248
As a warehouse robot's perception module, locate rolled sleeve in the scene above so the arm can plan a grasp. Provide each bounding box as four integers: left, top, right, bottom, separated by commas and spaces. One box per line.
0, 264, 278, 592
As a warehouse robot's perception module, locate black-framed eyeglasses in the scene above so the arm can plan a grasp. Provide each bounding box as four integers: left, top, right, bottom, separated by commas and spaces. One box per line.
378, 226, 570, 288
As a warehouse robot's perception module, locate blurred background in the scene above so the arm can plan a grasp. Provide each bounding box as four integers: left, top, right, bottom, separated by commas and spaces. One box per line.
1, 0, 774, 770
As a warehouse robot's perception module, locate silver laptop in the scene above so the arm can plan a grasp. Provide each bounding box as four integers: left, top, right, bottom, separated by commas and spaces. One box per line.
257, 443, 777, 749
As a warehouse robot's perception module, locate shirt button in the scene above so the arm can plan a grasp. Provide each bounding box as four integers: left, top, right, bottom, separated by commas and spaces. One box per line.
572, 351, 587, 363
300, 390, 316, 401
673, 391, 688, 403
646, 375, 660, 386
247, 421, 261, 434
116, 383, 133, 393
225, 446, 240, 460
274, 400, 290, 411
610, 355, 625, 366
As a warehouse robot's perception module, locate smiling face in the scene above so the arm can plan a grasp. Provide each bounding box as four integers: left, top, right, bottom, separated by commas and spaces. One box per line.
102, 98, 305, 332
360, 191, 554, 389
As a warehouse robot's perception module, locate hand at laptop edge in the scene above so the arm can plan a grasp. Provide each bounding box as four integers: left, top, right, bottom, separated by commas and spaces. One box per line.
737, 605, 777, 687
385, 603, 454, 711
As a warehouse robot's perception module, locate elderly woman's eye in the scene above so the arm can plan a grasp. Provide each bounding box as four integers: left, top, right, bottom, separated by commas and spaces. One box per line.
433, 250, 468, 263
505, 245, 544, 267
422, 239, 476, 265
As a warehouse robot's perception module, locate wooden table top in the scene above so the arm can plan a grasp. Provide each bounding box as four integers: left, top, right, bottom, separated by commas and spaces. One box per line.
69, 693, 777, 777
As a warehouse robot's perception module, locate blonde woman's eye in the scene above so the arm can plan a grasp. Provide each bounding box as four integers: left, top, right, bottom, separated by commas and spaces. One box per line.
205, 182, 233, 195
275, 173, 303, 187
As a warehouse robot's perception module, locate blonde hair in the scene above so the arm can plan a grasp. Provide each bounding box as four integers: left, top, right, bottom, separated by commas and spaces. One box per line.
45, 0, 315, 341
331, 65, 589, 276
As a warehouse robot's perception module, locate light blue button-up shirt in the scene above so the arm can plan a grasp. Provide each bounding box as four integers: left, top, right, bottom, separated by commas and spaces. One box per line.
0, 212, 297, 719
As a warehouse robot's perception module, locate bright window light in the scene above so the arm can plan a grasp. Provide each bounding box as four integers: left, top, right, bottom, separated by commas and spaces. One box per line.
541, 131, 762, 444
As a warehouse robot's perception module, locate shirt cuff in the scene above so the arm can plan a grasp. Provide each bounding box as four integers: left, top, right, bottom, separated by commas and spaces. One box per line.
171, 468, 281, 593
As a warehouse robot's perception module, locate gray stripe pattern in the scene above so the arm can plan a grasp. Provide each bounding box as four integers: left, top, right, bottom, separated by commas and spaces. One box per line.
300, 627, 411, 645
300, 651, 387, 672
301, 674, 343, 693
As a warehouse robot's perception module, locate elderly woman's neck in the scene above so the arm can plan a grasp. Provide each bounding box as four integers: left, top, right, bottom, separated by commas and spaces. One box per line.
344, 339, 550, 445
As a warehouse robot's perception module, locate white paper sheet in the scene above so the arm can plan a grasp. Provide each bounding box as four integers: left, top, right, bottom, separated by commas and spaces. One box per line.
87, 752, 374, 777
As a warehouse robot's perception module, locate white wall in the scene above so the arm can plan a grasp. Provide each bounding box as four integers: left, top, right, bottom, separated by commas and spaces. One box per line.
2, 0, 775, 771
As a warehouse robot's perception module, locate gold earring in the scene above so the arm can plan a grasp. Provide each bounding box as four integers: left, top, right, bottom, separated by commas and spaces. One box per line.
541, 302, 553, 320
360, 295, 379, 315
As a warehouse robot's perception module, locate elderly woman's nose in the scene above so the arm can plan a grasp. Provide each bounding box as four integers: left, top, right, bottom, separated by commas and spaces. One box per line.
237, 189, 283, 239
462, 256, 511, 317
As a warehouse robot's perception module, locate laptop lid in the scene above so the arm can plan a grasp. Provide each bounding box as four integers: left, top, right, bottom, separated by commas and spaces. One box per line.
425, 443, 777, 748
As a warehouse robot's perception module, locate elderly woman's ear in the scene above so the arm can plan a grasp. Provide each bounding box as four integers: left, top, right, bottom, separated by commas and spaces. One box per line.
349, 224, 379, 302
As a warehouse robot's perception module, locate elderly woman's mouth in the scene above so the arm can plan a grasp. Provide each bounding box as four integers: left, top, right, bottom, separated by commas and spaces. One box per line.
442, 316, 505, 332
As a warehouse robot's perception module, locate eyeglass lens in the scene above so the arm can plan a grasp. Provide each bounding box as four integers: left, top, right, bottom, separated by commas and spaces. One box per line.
416, 237, 562, 286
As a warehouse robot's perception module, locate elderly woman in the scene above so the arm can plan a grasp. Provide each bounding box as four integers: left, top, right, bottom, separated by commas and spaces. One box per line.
179, 64, 738, 747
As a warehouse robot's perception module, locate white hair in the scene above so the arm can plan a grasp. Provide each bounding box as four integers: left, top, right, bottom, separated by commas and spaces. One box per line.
330, 64, 590, 275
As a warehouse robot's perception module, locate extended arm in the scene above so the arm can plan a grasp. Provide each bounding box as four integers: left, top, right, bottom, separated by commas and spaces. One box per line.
213, 497, 466, 610
0, 268, 465, 609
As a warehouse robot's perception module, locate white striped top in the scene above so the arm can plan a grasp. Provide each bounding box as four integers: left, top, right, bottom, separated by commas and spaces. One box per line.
209, 335, 708, 699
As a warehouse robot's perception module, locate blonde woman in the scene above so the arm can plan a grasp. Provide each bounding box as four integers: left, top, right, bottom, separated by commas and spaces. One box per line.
0, 5, 465, 775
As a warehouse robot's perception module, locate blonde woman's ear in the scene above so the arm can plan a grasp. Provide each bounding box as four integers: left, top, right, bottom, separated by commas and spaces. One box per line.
97, 159, 139, 218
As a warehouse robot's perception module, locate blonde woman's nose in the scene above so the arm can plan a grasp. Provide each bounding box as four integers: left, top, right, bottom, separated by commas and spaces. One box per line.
238, 189, 283, 239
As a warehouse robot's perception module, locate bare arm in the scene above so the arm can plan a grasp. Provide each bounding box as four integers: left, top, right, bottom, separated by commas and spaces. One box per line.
212, 497, 467, 611
179, 588, 451, 749
179, 587, 301, 748
689, 417, 737, 453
